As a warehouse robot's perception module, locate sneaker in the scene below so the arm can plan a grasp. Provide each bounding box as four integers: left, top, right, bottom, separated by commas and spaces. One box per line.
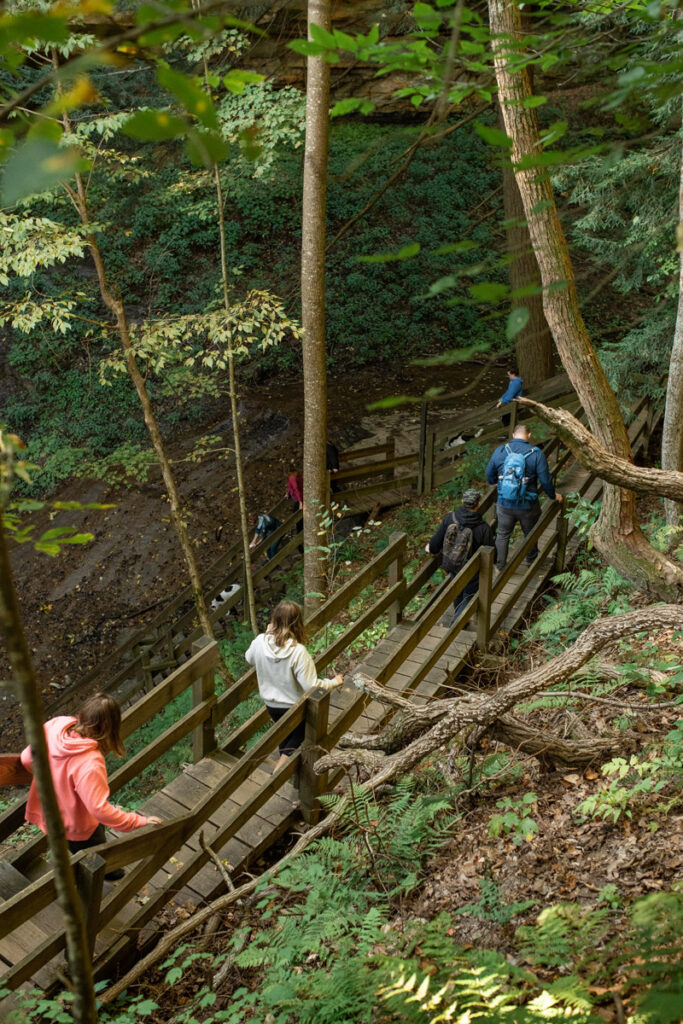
104, 868, 125, 881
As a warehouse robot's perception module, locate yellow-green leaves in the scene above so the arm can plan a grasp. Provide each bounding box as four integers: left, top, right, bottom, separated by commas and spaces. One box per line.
1, 138, 89, 206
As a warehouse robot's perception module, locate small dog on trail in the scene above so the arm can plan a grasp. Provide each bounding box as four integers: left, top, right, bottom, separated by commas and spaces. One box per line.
210, 584, 240, 611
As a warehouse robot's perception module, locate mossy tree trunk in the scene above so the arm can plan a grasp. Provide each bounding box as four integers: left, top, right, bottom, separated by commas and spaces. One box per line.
301, 0, 331, 614
488, 0, 683, 598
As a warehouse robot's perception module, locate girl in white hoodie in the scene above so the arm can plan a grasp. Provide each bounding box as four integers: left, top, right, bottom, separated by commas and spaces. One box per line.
245, 601, 342, 772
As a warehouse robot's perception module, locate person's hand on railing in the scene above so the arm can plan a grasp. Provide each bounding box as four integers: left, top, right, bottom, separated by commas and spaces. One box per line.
555, 492, 563, 502
145, 816, 163, 825
333, 674, 344, 687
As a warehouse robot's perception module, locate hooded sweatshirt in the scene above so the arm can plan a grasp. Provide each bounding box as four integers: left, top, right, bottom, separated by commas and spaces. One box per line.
427, 505, 494, 557
245, 632, 337, 708
20, 716, 151, 841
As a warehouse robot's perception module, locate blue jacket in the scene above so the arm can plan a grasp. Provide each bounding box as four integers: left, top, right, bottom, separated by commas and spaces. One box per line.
486, 439, 555, 509
499, 376, 523, 405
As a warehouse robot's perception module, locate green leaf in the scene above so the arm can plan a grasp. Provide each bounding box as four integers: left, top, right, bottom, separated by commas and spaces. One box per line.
184, 129, 229, 166
0, 13, 69, 56
521, 94, 547, 108
506, 306, 529, 341
288, 38, 326, 57
414, 2, 443, 30
124, 110, 188, 141
475, 123, 512, 149
222, 70, 265, 95
469, 281, 509, 302
333, 29, 358, 50
157, 64, 218, 129
310, 22, 337, 49
358, 242, 420, 264
330, 97, 375, 117
1, 139, 89, 206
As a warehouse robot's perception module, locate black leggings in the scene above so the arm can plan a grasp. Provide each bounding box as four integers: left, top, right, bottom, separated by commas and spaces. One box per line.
265, 704, 306, 756
67, 823, 106, 854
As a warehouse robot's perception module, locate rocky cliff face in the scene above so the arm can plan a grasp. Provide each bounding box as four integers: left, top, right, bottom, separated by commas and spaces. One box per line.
238, 1, 421, 112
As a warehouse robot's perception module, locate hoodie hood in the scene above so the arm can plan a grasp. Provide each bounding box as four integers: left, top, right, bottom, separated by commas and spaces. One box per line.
44, 716, 98, 759
455, 507, 484, 528
263, 632, 298, 661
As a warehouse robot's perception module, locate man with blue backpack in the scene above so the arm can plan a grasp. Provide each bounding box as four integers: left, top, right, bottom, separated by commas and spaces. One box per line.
485, 424, 562, 572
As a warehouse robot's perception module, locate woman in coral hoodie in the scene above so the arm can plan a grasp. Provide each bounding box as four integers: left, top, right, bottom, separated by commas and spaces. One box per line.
20, 693, 161, 879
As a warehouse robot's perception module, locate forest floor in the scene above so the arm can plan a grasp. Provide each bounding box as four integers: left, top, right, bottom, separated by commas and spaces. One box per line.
5, 358, 502, 747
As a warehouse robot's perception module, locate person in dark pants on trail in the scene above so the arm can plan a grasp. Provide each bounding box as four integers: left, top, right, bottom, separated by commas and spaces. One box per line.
497, 366, 523, 428
250, 513, 282, 560
425, 489, 494, 622
485, 424, 562, 573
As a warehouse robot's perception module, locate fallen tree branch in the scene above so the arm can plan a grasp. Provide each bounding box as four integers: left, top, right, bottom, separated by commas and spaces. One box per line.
540, 690, 682, 709
488, 714, 635, 766
517, 396, 683, 501
199, 831, 235, 893
315, 606, 683, 777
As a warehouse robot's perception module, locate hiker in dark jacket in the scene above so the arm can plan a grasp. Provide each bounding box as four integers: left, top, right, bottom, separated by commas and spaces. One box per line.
485, 424, 562, 572
425, 489, 494, 619
250, 513, 282, 561
497, 366, 523, 428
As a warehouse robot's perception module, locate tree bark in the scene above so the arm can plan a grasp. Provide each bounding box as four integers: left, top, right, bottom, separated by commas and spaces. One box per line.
0, 518, 97, 1023
301, 0, 331, 614
488, 714, 635, 767
56, 61, 224, 662
488, 0, 683, 600
498, 107, 554, 386
661, 108, 683, 528
518, 396, 683, 501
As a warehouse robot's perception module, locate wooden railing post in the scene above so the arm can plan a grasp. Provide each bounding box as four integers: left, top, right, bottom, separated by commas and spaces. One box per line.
388, 531, 404, 629
417, 400, 428, 495
476, 546, 494, 650
384, 437, 396, 483
192, 637, 217, 762
554, 504, 569, 573
299, 689, 331, 825
509, 401, 518, 437
424, 431, 435, 494
75, 850, 106, 956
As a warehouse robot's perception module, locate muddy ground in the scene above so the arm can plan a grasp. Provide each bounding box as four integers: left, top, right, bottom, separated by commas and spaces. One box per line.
5, 360, 503, 745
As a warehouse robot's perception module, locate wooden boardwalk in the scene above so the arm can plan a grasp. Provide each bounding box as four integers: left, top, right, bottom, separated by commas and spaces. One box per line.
0, 390, 655, 996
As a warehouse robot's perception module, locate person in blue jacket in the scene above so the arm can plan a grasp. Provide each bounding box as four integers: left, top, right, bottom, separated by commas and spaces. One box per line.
497, 366, 523, 427
485, 424, 562, 572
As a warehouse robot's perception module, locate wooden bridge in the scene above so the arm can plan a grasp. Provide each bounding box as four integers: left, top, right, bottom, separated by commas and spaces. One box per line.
0, 387, 656, 997
49, 373, 580, 716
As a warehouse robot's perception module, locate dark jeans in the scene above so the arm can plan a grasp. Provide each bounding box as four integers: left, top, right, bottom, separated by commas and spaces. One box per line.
67, 823, 106, 855
451, 574, 479, 618
495, 501, 541, 569
265, 704, 306, 756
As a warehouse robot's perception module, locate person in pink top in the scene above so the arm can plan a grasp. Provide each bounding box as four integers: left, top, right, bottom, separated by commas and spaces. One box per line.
20, 693, 161, 880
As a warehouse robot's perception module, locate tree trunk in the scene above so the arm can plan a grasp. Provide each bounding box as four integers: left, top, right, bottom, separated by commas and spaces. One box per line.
498, 107, 554, 386
488, 0, 683, 599
56, 61, 223, 658
0, 519, 97, 1024
301, 0, 331, 614
213, 164, 259, 634
661, 111, 683, 528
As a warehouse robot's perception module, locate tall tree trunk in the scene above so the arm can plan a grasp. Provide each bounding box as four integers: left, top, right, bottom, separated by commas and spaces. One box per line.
661, 110, 683, 528
73, 177, 219, 642
498, 105, 554, 386
194, 0, 258, 633
301, 0, 331, 614
488, 0, 683, 598
55, 61, 223, 657
0, 519, 97, 1024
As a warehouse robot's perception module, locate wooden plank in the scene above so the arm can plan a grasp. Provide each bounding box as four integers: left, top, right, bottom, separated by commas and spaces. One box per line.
120, 642, 219, 738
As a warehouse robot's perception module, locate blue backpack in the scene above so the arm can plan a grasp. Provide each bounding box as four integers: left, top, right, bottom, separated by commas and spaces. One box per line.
497, 445, 537, 503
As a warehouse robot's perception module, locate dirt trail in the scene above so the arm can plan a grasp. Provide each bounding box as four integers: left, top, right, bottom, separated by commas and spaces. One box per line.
4, 361, 503, 743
